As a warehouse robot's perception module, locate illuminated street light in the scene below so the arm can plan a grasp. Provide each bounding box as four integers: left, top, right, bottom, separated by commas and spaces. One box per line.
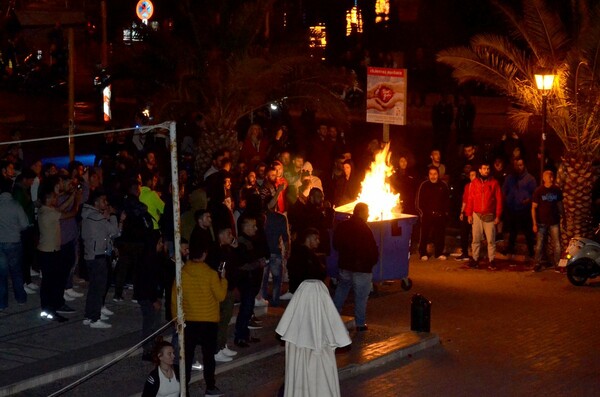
534, 71, 555, 181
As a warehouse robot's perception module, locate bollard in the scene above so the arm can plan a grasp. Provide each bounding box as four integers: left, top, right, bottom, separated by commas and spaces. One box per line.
410, 293, 431, 332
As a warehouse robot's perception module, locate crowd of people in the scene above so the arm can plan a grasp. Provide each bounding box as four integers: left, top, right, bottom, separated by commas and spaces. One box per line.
0, 111, 574, 395
0, 119, 379, 396
410, 140, 564, 273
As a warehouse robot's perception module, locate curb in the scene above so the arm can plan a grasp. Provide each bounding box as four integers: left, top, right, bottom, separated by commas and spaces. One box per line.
338, 332, 440, 380
1, 316, 438, 397
0, 347, 142, 397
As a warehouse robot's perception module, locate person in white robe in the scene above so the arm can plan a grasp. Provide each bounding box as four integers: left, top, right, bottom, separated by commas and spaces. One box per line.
276, 279, 351, 397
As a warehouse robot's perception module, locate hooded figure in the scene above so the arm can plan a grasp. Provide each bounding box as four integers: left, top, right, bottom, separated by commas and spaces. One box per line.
275, 280, 351, 397
294, 162, 323, 200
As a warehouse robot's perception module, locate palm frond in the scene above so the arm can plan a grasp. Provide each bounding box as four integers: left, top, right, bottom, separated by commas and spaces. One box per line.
577, 5, 600, 82
437, 46, 518, 92
470, 34, 533, 79
507, 107, 534, 133
522, 0, 571, 66
491, 1, 527, 42
492, 0, 570, 66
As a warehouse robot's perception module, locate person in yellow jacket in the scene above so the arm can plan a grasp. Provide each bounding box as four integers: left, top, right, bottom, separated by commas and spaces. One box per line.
172, 241, 227, 396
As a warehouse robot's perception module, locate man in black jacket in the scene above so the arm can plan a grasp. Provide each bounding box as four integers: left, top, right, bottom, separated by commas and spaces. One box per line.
234, 214, 267, 347
416, 166, 450, 260
113, 180, 153, 301
287, 227, 327, 294
332, 203, 378, 331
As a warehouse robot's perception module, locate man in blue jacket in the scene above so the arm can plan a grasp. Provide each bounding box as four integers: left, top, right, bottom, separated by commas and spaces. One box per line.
502, 158, 537, 259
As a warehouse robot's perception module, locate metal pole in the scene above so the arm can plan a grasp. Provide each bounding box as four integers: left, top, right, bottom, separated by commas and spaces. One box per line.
101, 0, 108, 67
540, 94, 547, 182
67, 27, 75, 161
100, 1, 111, 125
383, 123, 390, 143
168, 122, 186, 396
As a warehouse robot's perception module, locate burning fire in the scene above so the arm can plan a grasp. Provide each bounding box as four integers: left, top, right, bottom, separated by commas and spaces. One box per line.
335, 142, 400, 221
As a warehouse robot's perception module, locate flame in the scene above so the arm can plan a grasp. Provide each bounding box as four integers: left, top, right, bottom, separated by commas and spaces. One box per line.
335, 142, 400, 221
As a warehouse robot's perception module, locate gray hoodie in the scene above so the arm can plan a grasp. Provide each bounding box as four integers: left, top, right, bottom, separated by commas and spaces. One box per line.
81, 203, 120, 260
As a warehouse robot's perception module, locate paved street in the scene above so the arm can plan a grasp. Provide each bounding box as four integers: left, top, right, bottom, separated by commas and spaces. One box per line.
5, 253, 600, 396
337, 258, 600, 397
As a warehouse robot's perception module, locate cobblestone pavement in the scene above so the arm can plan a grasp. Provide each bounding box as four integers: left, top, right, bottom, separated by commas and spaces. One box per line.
338, 258, 600, 397
9, 254, 600, 396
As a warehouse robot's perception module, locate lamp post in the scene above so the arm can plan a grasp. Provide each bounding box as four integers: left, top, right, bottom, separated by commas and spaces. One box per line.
534, 72, 555, 181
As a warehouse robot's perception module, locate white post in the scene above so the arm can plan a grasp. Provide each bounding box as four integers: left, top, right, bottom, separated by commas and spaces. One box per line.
168, 121, 186, 396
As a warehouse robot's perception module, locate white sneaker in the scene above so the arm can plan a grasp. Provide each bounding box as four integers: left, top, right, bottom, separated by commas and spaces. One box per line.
279, 292, 294, 300
89, 319, 112, 329
65, 288, 84, 298
24, 284, 37, 294
63, 293, 75, 302
437, 255, 447, 261
214, 350, 233, 362
222, 344, 238, 357
25, 282, 39, 290
420, 256, 429, 261
192, 361, 203, 371
254, 297, 269, 307
83, 314, 109, 325
101, 306, 114, 316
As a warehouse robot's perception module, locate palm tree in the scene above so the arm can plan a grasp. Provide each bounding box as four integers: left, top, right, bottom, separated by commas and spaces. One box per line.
437, 0, 600, 242
155, 0, 353, 178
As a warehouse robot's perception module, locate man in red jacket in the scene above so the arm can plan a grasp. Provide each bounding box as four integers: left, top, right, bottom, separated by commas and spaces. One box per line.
466, 161, 503, 270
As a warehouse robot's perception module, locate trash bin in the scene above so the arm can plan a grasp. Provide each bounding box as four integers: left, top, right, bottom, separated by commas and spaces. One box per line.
327, 212, 418, 286
410, 294, 431, 332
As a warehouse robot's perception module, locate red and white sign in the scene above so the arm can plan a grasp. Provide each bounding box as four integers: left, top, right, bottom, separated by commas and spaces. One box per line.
366, 67, 407, 126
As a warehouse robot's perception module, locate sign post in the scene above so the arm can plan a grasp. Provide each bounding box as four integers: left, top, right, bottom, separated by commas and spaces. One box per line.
366, 67, 407, 142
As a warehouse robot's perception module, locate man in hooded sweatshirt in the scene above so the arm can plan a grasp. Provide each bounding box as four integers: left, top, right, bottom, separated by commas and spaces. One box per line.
81, 190, 121, 328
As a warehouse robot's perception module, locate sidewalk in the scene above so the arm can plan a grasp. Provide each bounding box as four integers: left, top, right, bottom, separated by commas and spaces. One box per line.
0, 282, 143, 396
0, 279, 438, 396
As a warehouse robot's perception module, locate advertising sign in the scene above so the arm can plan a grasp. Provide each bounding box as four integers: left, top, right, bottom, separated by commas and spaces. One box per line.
366, 67, 407, 126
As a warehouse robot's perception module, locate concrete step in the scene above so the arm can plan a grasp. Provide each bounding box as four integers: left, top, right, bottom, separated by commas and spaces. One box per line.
7, 305, 438, 397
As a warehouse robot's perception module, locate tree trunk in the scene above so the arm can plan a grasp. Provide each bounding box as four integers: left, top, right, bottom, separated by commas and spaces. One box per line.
557, 153, 595, 247
194, 128, 240, 184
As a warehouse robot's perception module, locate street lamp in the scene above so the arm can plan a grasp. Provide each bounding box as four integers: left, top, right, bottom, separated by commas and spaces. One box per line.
534, 72, 555, 181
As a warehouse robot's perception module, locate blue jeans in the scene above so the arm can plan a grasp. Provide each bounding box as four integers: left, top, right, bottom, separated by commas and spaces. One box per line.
534, 224, 561, 265
0, 242, 26, 309
261, 254, 282, 306
333, 269, 372, 327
